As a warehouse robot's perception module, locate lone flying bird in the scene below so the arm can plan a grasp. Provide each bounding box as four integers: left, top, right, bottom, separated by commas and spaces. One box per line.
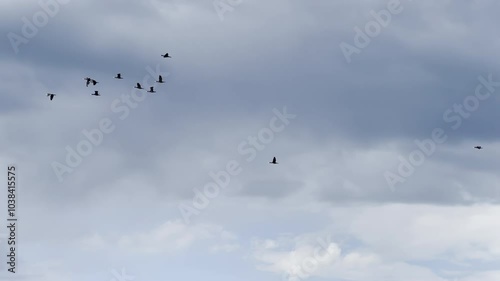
115, 73, 123, 79
91, 91, 100, 96
474, 146, 482, 150
161, 52, 171, 58
269, 157, 278, 164
148, 86, 156, 93
135, 83, 143, 89
156, 75, 165, 83
46, 93, 55, 100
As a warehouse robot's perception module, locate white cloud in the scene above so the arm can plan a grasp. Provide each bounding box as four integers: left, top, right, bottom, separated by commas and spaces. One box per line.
339, 204, 500, 262
116, 220, 239, 255
210, 243, 240, 253
250, 204, 500, 281
78, 233, 107, 252
251, 232, 447, 281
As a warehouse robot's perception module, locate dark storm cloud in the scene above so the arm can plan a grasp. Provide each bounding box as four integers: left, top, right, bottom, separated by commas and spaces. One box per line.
2, 0, 500, 210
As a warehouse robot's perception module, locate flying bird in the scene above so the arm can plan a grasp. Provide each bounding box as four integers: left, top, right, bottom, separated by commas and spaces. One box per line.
474, 146, 482, 149
269, 157, 278, 164
91, 91, 100, 96
156, 75, 164, 83
84, 77, 91, 87
91, 79, 98, 86
115, 73, 123, 79
148, 86, 156, 93
46, 93, 55, 100
135, 83, 143, 89
161, 52, 171, 58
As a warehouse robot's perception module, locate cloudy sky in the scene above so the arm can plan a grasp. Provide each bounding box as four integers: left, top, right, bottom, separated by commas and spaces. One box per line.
2, 0, 500, 280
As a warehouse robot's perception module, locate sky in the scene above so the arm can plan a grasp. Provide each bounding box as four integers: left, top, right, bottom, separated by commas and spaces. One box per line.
1, 0, 500, 280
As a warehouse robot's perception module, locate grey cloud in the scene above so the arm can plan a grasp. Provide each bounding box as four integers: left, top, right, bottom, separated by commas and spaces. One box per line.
3, 1, 500, 280
235, 180, 304, 198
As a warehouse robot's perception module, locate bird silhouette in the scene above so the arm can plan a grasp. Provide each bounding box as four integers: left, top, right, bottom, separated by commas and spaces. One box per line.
474, 146, 482, 149
156, 75, 164, 83
135, 83, 143, 89
115, 73, 123, 79
269, 157, 278, 164
148, 86, 156, 93
46, 93, 55, 100
91, 79, 98, 86
91, 91, 100, 96
84, 77, 91, 87
161, 52, 171, 58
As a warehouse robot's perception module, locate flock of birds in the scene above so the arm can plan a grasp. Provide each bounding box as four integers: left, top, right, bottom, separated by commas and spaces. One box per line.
46, 50, 283, 165
45, 52, 172, 100
44, 49, 481, 160
44, 49, 484, 161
